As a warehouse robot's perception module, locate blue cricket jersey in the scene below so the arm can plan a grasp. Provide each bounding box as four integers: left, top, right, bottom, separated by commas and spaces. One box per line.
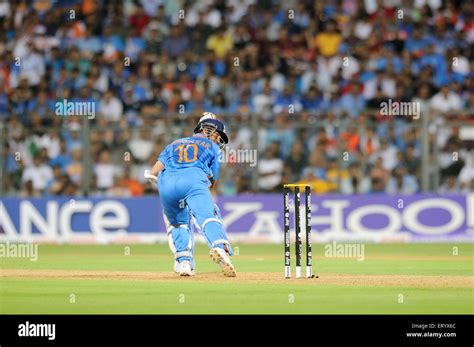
158, 134, 221, 181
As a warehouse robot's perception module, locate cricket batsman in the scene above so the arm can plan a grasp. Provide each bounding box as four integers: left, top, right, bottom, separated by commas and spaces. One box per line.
149, 112, 236, 277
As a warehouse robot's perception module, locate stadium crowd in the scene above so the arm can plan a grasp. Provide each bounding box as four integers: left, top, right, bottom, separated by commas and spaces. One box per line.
0, 0, 473, 197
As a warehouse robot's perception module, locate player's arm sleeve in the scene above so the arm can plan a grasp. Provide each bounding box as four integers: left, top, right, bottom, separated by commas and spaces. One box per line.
209, 145, 221, 182
152, 145, 170, 176
157, 145, 171, 165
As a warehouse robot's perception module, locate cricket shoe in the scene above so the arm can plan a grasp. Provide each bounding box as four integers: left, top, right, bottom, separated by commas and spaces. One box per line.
178, 260, 194, 276
174, 260, 195, 275
210, 247, 237, 277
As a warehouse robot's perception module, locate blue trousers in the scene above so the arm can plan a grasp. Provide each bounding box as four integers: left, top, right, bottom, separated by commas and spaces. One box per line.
158, 167, 232, 265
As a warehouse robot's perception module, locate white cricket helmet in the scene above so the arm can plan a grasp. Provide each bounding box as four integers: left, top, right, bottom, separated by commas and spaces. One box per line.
198, 112, 217, 123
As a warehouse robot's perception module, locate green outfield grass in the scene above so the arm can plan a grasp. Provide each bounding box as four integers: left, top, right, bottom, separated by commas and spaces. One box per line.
1, 243, 473, 314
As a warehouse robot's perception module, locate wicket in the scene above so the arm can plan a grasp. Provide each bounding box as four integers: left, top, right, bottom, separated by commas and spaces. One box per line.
283, 184, 313, 279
